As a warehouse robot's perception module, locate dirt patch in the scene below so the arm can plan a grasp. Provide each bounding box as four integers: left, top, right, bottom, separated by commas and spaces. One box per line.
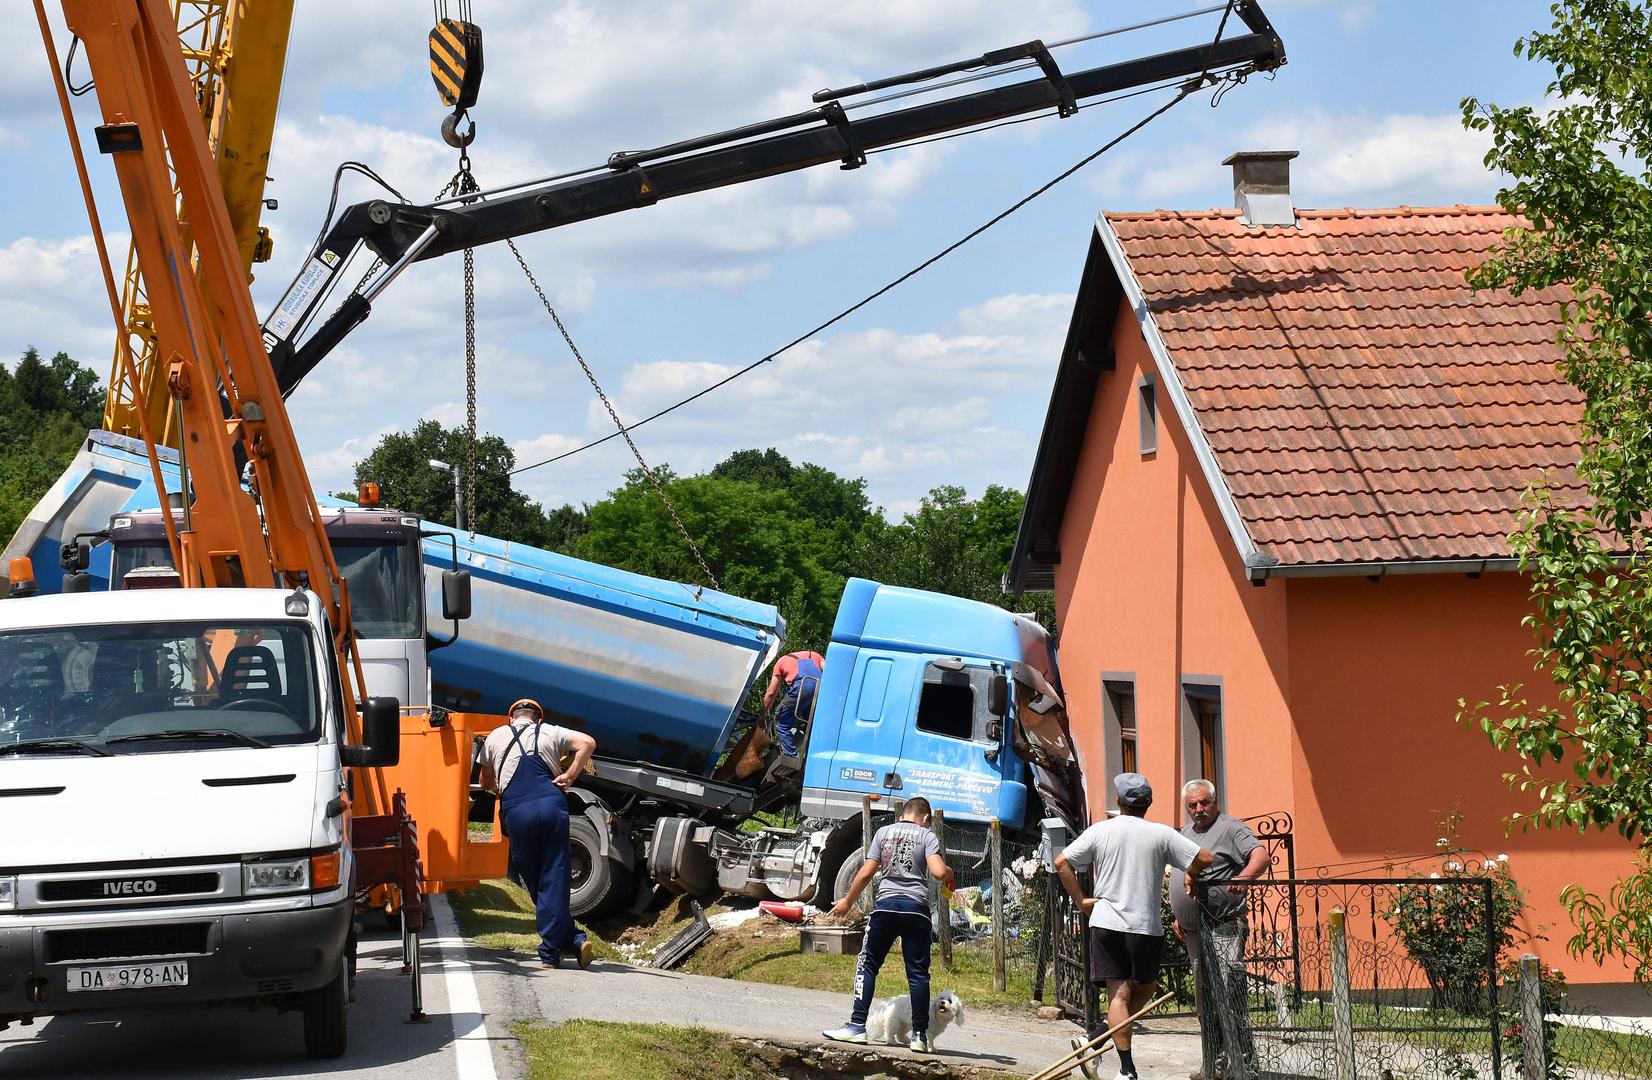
737, 1036, 1022, 1080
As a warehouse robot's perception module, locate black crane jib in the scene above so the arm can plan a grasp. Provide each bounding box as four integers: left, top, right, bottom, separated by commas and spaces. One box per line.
266, 2, 1284, 395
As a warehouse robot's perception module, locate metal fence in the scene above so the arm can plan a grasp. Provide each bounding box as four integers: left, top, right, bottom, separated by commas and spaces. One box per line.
1196, 876, 1505, 1079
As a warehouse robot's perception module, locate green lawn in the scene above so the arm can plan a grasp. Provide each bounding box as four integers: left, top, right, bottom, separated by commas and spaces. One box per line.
447, 879, 623, 961
515, 1020, 755, 1080
449, 878, 1047, 1010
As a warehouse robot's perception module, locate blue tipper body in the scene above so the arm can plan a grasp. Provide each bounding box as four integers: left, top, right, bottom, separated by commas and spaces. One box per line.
416, 520, 782, 775
802, 577, 1061, 832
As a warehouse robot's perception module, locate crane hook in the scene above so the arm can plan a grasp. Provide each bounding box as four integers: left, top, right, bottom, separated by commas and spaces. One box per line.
442, 109, 477, 149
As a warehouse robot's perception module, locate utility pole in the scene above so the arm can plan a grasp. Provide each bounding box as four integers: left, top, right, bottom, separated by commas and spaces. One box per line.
429, 458, 462, 530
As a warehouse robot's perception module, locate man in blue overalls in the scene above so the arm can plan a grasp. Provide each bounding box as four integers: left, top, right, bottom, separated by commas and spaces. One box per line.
761, 650, 824, 758
480, 699, 597, 968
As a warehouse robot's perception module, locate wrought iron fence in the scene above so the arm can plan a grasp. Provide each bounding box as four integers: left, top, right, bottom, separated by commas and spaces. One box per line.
1196, 876, 1504, 1079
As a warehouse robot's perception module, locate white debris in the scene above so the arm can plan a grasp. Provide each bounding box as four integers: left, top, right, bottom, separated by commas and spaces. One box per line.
708, 907, 764, 931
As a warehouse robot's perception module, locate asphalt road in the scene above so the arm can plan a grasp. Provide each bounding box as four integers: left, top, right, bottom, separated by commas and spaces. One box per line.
0, 897, 518, 1080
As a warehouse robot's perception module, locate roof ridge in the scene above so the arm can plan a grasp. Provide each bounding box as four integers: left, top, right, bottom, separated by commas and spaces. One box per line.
1106, 204, 1513, 222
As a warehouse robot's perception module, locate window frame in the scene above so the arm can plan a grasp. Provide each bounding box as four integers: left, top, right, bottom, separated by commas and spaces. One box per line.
1137, 374, 1158, 456
1179, 677, 1225, 817
1100, 673, 1138, 813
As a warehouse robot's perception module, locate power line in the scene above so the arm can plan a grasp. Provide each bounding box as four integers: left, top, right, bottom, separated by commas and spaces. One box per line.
510, 75, 1216, 478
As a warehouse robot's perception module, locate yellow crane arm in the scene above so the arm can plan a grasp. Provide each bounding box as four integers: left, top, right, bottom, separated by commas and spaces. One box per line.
101, 0, 294, 444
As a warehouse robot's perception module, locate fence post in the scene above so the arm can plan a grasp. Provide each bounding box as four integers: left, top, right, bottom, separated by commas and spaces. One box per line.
991, 818, 1005, 993
1519, 953, 1547, 1080
932, 808, 953, 972
1329, 908, 1356, 1080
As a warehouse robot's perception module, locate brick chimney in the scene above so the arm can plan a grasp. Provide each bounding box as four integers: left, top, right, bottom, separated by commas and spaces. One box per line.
1223, 150, 1298, 226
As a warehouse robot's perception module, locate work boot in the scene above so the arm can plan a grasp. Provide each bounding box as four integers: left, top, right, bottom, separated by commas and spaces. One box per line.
577, 937, 594, 969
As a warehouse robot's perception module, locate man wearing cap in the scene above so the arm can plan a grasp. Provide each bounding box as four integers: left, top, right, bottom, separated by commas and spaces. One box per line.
480, 699, 597, 969
761, 650, 825, 758
1055, 773, 1213, 1080
1171, 780, 1267, 1080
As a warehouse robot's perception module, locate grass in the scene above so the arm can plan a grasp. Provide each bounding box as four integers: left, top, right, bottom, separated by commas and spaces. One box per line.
451, 878, 1046, 1011
1552, 1021, 1652, 1071
683, 923, 1043, 1009
514, 1019, 755, 1080
447, 879, 624, 962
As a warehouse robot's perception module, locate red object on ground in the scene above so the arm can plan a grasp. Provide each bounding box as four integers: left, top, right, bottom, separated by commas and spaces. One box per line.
759, 901, 804, 923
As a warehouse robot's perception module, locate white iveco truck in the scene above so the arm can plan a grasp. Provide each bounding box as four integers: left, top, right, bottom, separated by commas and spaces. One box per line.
0, 582, 399, 1057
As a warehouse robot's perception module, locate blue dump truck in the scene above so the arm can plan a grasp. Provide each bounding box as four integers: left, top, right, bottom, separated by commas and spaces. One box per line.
6, 431, 1085, 916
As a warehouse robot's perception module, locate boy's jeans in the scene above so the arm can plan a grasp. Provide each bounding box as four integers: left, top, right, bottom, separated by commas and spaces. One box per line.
849, 895, 932, 1034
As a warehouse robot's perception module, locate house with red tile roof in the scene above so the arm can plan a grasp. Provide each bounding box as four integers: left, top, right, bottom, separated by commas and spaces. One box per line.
1007, 152, 1640, 991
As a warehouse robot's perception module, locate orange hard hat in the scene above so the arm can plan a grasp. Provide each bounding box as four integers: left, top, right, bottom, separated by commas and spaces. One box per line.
507, 698, 544, 720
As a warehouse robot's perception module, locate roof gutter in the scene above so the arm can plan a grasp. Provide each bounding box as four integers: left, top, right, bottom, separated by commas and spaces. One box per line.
1095, 214, 1264, 570
1249, 556, 1523, 581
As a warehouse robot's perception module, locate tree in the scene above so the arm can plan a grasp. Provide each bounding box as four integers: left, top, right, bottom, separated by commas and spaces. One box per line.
577, 466, 844, 651
352, 420, 562, 547
0, 348, 105, 543
1457, 0, 1652, 983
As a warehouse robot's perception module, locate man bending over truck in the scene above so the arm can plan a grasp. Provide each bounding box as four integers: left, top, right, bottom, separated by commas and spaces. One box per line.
481, 699, 597, 969
762, 649, 824, 757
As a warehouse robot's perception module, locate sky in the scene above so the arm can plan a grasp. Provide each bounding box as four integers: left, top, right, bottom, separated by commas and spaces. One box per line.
2, 0, 1560, 519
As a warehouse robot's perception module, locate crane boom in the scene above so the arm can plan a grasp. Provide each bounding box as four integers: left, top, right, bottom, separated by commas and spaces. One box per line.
101, 0, 294, 446
60, 0, 364, 716
266, 2, 1284, 394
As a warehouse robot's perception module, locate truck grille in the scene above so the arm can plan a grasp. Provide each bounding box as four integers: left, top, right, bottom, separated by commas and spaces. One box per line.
39, 873, 220, 903
44, 923, 211, 963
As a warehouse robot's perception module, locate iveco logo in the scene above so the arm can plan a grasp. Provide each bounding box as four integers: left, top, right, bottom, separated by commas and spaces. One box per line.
102, 879, 160, 896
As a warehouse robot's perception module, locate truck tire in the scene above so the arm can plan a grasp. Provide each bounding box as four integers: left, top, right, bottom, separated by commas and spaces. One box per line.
302, 957, 349, 1059
569, 813, 632, 918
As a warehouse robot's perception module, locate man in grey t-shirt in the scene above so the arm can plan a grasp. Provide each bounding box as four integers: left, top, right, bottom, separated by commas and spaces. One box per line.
825, 797, 955, 1052
1057, 774, 1213, 1080
1170, 780, 1268, 1080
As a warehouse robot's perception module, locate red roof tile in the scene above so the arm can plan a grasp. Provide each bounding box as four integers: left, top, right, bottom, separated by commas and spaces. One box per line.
1107, 206, 1582, 568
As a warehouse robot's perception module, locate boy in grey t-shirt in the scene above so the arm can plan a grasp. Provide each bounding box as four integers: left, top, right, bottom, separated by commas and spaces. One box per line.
824, 797, 955, 1052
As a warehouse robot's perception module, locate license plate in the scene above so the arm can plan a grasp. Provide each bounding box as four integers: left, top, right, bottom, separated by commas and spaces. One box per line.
67, 961, 189, 992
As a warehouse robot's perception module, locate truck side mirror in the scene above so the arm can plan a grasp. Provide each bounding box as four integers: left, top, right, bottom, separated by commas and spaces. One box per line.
442, 569, 472, 621
988, 673, 1009, 717
342, 696, 401, 768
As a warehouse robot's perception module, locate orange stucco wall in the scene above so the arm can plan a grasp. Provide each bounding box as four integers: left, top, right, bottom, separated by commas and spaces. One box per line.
1048, 295, 1641, 984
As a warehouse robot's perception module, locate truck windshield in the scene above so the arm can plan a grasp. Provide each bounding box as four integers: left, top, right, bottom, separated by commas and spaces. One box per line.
0, 621, 321, 750
332, 540, 421, 640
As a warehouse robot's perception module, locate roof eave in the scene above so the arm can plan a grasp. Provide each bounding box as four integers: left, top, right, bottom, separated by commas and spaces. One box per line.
1096, 213, 1265, 572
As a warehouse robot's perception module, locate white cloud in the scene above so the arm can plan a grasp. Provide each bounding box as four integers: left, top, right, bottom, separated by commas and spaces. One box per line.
1091, 107, 1496, 208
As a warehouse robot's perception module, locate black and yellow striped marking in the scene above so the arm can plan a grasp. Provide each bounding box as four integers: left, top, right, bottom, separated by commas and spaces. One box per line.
429, 18, 482, 109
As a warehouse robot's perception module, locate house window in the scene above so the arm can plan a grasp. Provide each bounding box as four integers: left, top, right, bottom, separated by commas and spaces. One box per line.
1181, 681, 1224, 810
1138, 375, 1157, 456
1102, 677, 1138, 810
915, 672, 975, 742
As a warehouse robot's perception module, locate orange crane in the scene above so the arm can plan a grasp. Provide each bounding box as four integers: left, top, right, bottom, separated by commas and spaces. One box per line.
100, 1, 294, 447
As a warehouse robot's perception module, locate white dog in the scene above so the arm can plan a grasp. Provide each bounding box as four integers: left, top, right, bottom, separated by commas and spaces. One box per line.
866, 989, 966, 1046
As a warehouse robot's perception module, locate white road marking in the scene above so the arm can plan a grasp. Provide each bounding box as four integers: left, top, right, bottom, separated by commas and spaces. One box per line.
430, 893, 499, 1080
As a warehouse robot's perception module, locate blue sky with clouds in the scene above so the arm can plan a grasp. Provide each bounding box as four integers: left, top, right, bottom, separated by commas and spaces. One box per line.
3, 0, 1556, 518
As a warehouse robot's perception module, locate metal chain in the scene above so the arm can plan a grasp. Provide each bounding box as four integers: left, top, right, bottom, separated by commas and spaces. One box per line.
504, 237, 722, 593
445, 152, 481, 538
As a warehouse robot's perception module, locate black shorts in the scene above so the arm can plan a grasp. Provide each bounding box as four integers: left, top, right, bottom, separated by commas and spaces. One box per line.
1088, 926, 1164, 985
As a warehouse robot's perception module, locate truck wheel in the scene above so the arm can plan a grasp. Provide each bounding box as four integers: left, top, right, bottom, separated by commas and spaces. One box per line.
569, 814, 632, 918
302, 958, 349, 1060
826, 841, 876, 916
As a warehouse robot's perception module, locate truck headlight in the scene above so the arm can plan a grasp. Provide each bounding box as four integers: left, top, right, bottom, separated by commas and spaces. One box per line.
243, 857, 308, 895
0, 876, 15, 911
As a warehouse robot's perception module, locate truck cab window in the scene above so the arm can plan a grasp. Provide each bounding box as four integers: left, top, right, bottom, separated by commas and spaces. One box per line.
0, 621, 321, 749
915, 668, 977, 742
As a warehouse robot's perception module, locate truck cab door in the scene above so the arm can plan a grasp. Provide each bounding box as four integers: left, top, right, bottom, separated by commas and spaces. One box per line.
890, 660, 1027, 828
802, 647, 913, 817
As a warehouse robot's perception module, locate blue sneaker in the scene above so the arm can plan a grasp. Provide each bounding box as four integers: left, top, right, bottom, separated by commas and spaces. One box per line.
823, 1024, 867, 1044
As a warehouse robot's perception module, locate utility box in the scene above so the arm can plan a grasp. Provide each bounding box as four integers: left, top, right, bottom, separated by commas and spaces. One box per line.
800, 926, 864, 955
